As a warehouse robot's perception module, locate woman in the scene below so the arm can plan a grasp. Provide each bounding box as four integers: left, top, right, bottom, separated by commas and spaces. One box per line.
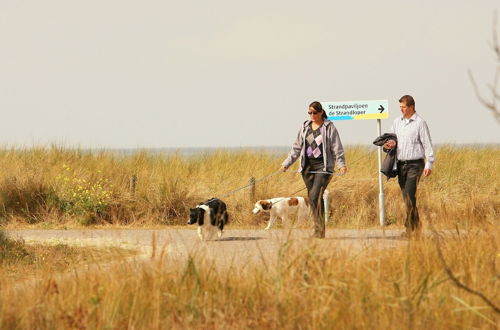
281, 101, 347, 238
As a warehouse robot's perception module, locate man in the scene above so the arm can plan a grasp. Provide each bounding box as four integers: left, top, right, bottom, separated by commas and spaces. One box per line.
385, 95, 435, 237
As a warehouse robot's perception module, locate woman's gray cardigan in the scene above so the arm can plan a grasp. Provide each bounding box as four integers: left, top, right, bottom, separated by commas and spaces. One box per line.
282, 120, 346, 173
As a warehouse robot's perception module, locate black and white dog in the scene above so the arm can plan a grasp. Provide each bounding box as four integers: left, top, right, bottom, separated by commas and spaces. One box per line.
188, 198, 229, 241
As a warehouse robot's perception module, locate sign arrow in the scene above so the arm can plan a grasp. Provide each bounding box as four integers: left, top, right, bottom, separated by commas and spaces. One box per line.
378, 105, 385, 113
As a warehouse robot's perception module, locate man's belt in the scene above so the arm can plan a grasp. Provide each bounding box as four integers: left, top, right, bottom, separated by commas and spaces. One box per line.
397, 159, 424, 165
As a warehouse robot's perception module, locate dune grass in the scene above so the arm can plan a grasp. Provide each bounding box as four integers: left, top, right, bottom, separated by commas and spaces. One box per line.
0, 145, 497, 228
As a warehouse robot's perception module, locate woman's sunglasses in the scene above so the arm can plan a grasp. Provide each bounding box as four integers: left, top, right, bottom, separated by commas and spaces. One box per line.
308, 111, 320, 115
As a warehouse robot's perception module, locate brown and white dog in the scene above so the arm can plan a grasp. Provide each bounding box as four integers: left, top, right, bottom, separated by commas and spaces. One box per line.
252, 197, 311, 230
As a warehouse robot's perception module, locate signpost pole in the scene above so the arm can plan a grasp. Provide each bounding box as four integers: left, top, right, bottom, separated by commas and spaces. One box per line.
322, 99, 388, 226
376, 119, 385, 226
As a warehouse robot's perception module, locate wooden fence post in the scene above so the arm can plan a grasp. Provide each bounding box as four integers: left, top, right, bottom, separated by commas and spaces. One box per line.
129, 175, 137, 198
249, 177, 256, 202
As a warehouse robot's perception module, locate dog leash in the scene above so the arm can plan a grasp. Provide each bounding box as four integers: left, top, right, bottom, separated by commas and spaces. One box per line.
263, 186, 308, 208
271, 150, 377, 204
218, 149, 377, 200
217, 169, 282, 199
302, 149, 378, 175
306, 171, 344, 176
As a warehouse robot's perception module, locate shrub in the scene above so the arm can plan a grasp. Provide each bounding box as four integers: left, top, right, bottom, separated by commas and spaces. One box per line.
54, 165, 113, 225
0, 177, 54, 224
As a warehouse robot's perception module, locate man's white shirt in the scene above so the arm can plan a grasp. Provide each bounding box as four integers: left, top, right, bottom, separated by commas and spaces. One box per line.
391, 112, 435, 170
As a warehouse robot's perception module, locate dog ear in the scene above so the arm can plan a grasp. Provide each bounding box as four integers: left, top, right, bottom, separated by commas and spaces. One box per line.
197, 208, 205, 225
288, 198, 299, 206
261, 201, 273, 210
188, 208, 198, 225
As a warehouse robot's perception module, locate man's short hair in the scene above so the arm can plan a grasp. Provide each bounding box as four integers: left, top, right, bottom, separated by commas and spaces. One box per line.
399, 95, 415, 107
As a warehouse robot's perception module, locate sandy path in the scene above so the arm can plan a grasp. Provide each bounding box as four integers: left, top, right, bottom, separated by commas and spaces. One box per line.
6, 228, 407, 268
3, 228, 409, 295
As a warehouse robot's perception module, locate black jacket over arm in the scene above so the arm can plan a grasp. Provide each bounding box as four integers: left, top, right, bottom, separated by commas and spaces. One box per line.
372, 133, 398, 179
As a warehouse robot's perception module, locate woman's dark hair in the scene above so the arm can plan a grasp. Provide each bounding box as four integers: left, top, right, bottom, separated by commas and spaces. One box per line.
309, 101, 327, 120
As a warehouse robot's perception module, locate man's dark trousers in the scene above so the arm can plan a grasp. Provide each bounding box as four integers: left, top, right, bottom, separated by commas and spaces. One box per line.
397, 159, 424, 232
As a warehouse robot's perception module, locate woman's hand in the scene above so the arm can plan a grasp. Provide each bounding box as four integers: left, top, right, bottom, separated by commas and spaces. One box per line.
339, 167, 347, 175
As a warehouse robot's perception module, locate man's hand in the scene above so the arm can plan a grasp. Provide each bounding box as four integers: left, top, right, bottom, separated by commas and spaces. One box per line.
423, 168, 432, 177
339, 167, 347, 175
281, 166, 288, 172
383, 139, 396, 150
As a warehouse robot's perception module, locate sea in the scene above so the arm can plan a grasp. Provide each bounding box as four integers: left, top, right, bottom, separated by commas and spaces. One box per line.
92, 143, 500, 157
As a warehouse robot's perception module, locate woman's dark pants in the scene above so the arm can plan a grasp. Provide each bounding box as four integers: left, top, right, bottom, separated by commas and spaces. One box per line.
397, 160, 424, 232
302, 167, 332, 238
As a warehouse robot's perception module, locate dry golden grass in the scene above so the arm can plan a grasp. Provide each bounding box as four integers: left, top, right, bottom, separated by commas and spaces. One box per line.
0, 226, 498, 329
0, 145, 498, 228
0, 145, 498, 328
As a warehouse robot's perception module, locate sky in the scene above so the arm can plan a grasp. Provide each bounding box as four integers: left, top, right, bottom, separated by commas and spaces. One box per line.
1, 0, 499, 149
